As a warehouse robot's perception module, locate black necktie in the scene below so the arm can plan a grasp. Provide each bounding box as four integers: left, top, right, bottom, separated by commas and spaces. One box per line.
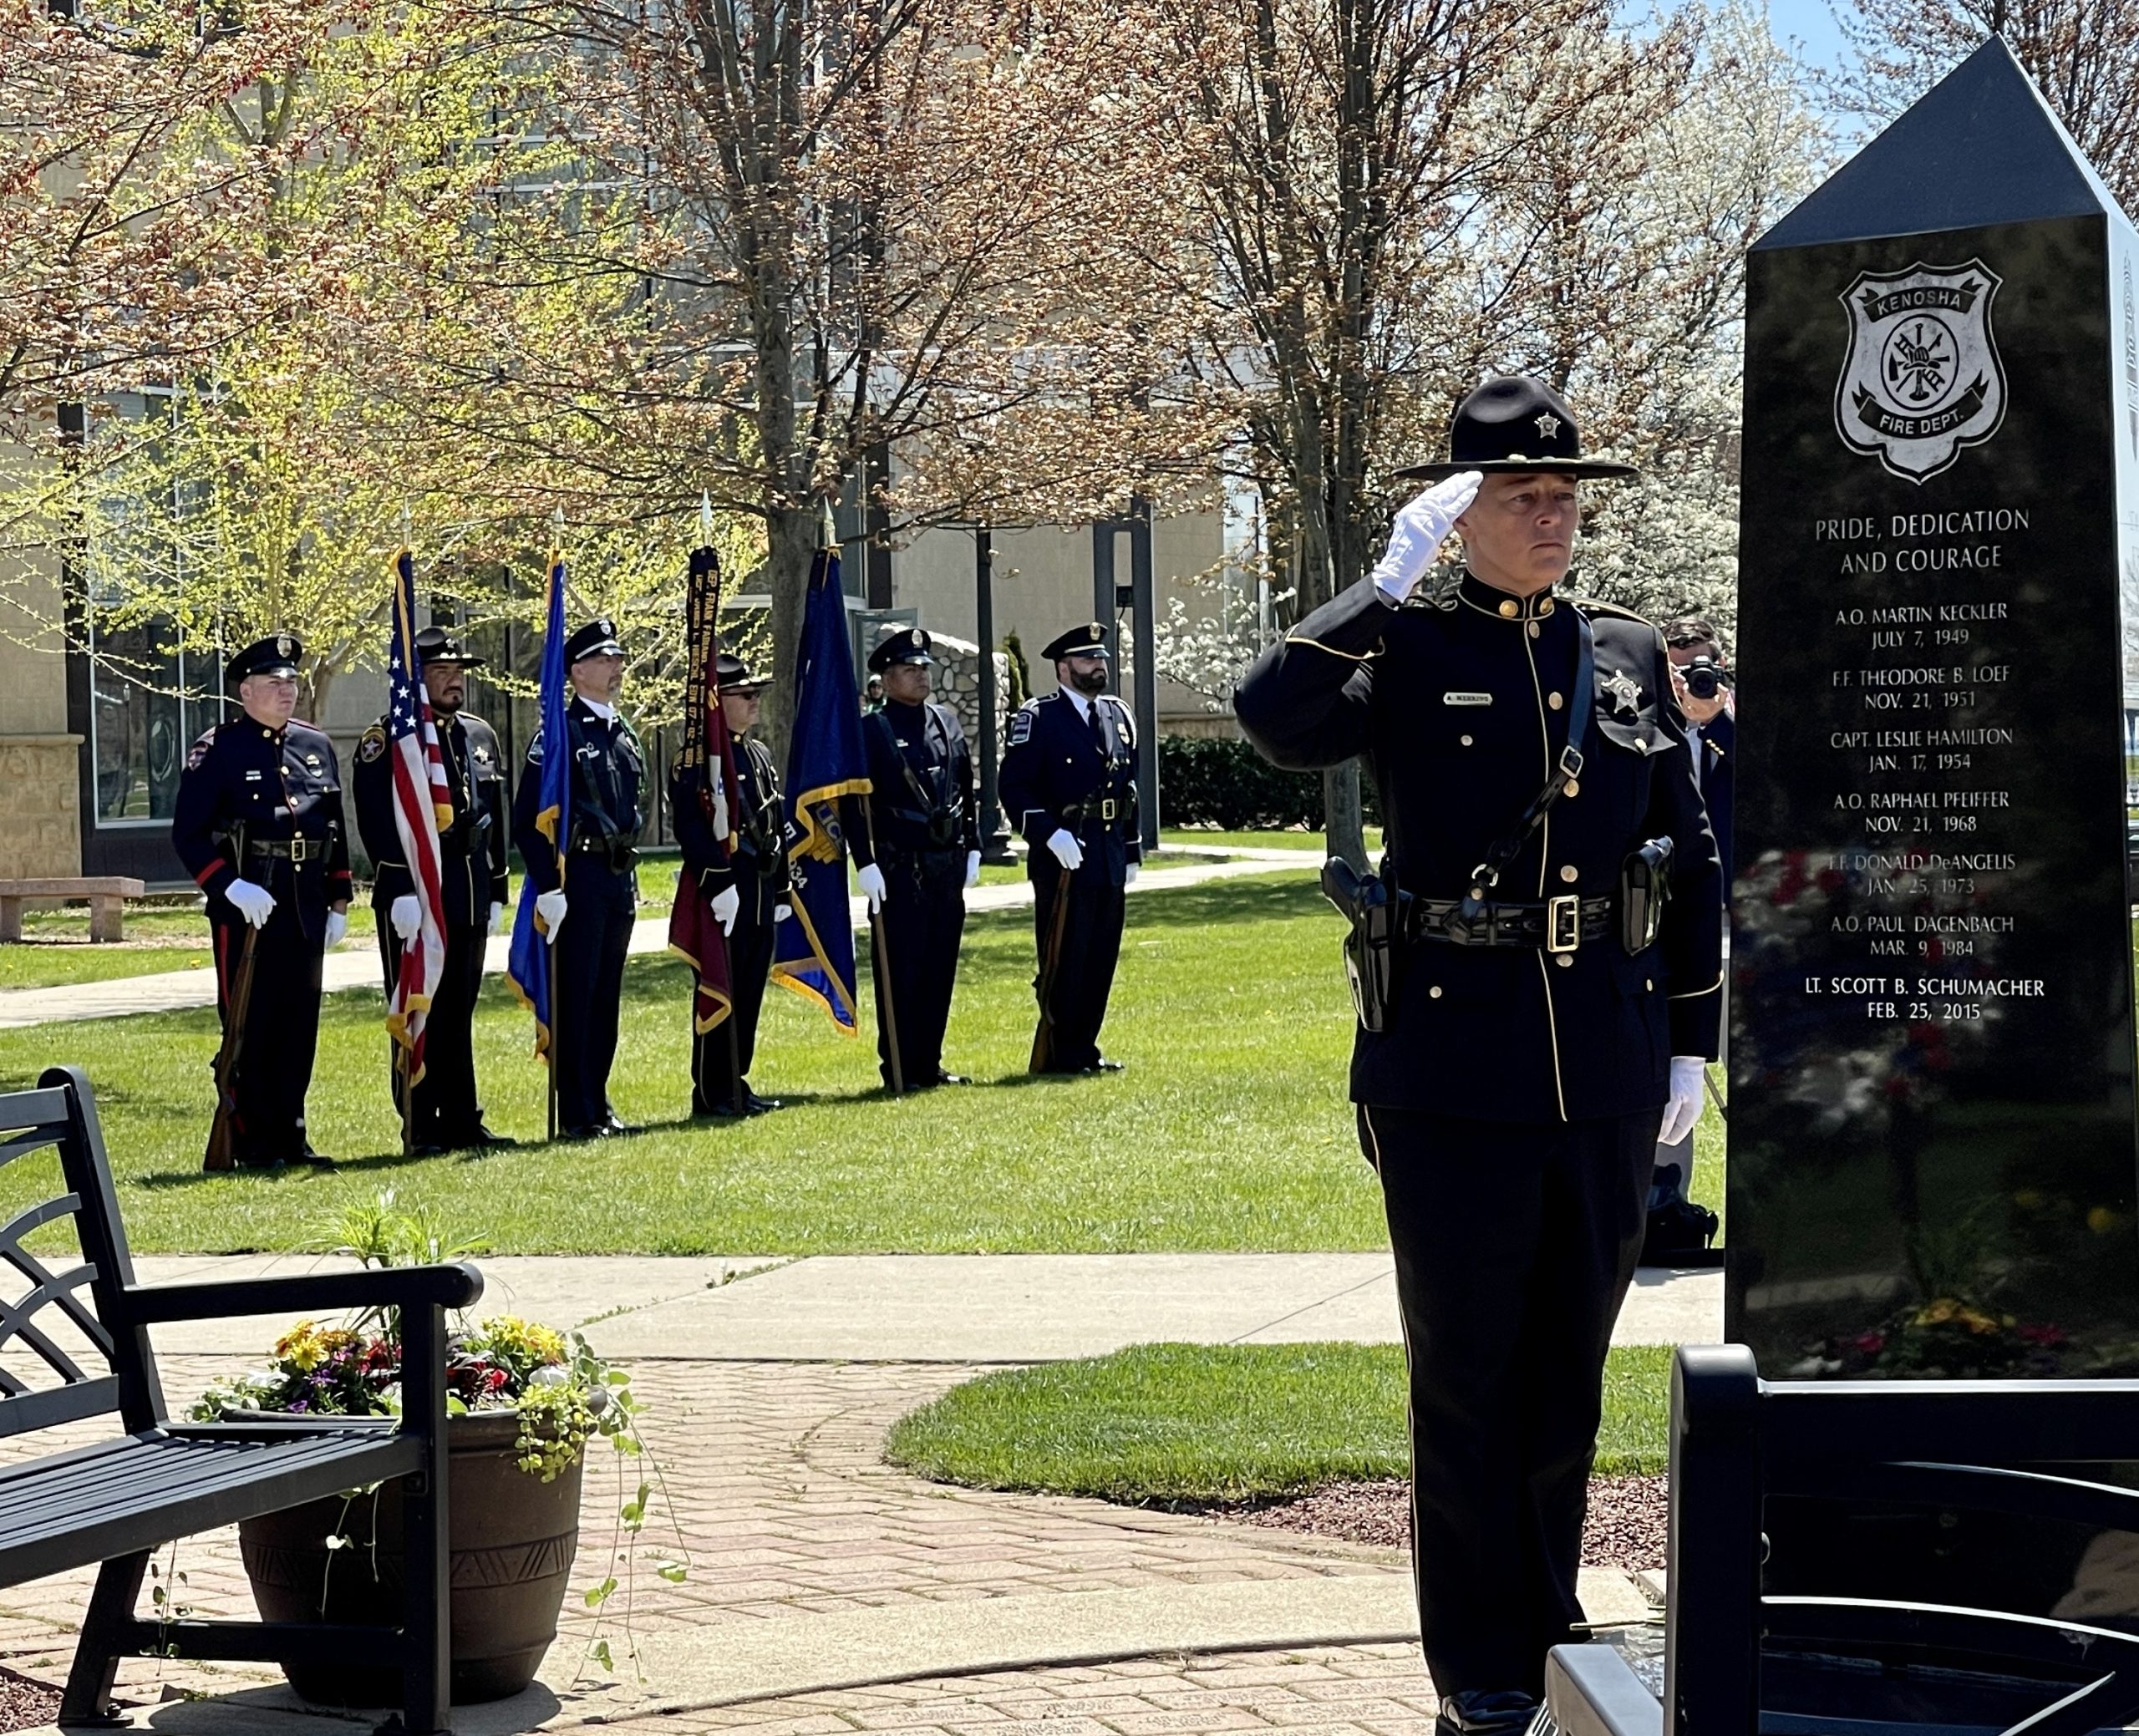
1086, 700, 1106, 758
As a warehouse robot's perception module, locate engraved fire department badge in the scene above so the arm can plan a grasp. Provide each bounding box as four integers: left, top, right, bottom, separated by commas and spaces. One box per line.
1834, 260, 2006, 483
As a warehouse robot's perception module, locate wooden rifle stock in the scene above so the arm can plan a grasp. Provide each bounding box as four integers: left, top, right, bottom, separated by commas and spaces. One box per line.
1029, 856, 1076, 1073
204, 923, 259, 1173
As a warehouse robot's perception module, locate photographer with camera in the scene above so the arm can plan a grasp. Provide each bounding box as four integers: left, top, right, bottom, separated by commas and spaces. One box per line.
1644, 617, 1735, 1262
355, 626, 515, 1154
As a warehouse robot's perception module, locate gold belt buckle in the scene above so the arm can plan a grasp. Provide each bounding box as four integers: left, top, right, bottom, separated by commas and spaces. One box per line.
288, 838, 309, 864
1547, 894, 1580, 953
1100, 799, 1118, 820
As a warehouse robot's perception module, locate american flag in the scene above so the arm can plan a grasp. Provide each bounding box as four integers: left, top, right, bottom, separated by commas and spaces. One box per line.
384, 548, 452, 1084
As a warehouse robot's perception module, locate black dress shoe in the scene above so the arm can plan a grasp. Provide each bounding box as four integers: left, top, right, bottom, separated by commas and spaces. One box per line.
292, 1147, 337, 1168
1082, 1058, 1125, 1074
745, 1094, 784, 1114
602, 1114, 637, 1136
935, 1072, 972, 1086
561, 1122, 610, 1140
1434, 1689, 1537, 1736
445, 1125, 517, 1150
409, 1142, 447, 1159
693, 1103, 749, 1121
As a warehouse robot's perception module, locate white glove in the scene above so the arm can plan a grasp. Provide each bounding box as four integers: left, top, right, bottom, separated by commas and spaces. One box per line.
390, 895, 421, 942
1046, 829, 1084, 871
964, 850, 982, 891
536, 887, 568, 943
711, 885, 740, 934
225, 879, 275, 929
325, 908, 348, 947
856, 862, 887, 914
1659, 1057, 1706, 1147
1371, 470, 1483, 605
773, 901, 793, 923
1125, 861, 1140, 886
489, 901, 507, 936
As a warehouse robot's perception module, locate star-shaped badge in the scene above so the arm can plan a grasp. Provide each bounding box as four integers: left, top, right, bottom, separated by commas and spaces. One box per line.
1602, 670, 1642, 716
1534, 413, 1561, 439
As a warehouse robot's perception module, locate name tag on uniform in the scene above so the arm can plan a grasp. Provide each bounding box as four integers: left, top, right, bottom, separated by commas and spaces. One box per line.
1442, 692, 1493, 706
244, 769, 262, 781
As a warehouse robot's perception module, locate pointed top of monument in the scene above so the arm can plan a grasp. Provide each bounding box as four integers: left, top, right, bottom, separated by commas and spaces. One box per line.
1756, 36, 2124, 251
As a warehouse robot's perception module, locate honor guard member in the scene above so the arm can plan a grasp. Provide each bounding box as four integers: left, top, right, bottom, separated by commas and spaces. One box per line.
171, 633, 352, 1169
997, 621, 1141, 1074
353, 627, 514, 1154
1235, 377, 1723, 1733
512, 617, 645, 1139
675, 652, 791, 1117
843, 627, 981, 1091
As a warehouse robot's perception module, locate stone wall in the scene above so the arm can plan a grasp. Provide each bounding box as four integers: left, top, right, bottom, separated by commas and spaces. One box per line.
907, 634, 1009, 744
0, 736, 84, 877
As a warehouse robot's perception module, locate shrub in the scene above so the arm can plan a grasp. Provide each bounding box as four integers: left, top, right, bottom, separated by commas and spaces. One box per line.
1157, 735, 1379, 832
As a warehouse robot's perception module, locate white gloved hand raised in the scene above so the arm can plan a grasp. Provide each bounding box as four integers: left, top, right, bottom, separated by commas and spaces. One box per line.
1125, 861, 1140, 886
324, 908, 348, 948
856, 862, 887, 914
1659, 1056, 1707, 1147
390, 894, 421, 942
535, 887, 568, 943
225, 879, 275, 929
1371, 470, 1484, 605
964, 850, 982, 891
1046, 829, 1084, 871
711, 885, 740, 934
489, 901, 508, 936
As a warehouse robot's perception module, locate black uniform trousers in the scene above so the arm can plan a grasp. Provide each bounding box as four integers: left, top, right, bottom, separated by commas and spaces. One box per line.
1028, 851, 1125, 1073
691, 882, 779, 1113
555, 859, 635, 1130
871, 845, 965, 1089
377, 914, 489, 1143
210, 887, 327, 1165
1360, 1104, 1659, 1701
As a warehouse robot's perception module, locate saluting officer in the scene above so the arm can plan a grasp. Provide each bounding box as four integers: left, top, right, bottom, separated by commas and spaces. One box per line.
1235, 377, 1723, 1734
675, 652, 791, 1118
998, 622, 1141, 1074
353, 626, 514, 1154
844, 627, 980, 1092
512, 617, 645, 1140
171, 634, 352, 1170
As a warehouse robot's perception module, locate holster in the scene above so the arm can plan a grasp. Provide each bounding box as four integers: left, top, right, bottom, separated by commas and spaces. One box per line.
1620, 836, 1673, 955
1321, 856, 1403, 1033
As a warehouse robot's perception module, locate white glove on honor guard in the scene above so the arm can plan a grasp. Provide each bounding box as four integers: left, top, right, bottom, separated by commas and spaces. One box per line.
535, 887, 568, 943
711, 885, 740, 934
489, 901, 508, 936
225, 879, 275, 929
1125, 862, 1140, 886
856, 862, 887, 914
324, 909, 348, 948
390, 895, 422, 942
1046, 829, 1084, 871
1659, 1056, 1706, 1147
964, 850, 983, 891
1371, 471, 1484, 606
772, 901, 793, 923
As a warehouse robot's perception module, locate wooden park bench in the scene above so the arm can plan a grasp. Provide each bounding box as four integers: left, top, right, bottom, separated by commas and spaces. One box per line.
1543, 1345, 2139, 1735
0, 1066, 480, 1732
0, 877, 146, 943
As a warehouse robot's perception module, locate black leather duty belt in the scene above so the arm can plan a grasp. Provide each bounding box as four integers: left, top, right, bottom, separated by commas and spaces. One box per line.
246, 839, 323, 864
1060, 797, 1125, 828
1408, 893, 1613, 953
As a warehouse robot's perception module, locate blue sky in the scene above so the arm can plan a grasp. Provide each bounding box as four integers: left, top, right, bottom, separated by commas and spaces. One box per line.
1764, 0, 1855, 77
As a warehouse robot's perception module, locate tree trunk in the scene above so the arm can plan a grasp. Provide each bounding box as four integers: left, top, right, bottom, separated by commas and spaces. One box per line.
1324, 764, 1365, 872
760, 504, 816, 777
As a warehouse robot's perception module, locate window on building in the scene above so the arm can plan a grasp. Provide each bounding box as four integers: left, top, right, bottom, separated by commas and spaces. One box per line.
89, 619, 207, 825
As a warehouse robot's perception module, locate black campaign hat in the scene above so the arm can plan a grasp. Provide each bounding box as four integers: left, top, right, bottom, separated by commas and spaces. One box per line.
1394, 376, 1638, 483
414, 625, 485, 668
714, 651, 772, 693
867, 627, 934, 673
1042, 621, 1110, 662
563, 617, 625, 662
226, 633, 302, 685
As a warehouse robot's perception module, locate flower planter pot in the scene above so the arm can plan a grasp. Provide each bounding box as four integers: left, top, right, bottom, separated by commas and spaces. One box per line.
236, 1411, 582, 1706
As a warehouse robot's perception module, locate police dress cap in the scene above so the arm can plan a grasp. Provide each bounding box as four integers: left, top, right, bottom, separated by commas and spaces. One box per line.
867, 627, 934, 673
1394, 375, 1639, 483
414, 625, 485, 667
564, 617, 625, 662
226, 633, 302, 685
1042, 621, 1111, 662
714, 651, 772, 693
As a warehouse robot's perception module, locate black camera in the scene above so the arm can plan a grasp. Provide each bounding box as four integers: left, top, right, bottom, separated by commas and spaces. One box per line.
1679, 656, 1730, 701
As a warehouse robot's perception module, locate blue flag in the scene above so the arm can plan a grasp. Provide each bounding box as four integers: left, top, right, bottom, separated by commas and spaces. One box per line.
770, 548, 871, 1033
506, 552, 572, 1058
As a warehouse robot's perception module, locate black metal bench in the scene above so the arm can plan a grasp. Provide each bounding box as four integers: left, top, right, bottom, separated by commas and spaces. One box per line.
0, 1065, 481, 1733
1542, 1343, 2139, 1736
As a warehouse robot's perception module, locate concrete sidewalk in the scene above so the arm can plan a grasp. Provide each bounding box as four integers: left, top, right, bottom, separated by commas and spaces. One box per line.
124, 1251, 1722, 1361
0, 851, 1313, 1029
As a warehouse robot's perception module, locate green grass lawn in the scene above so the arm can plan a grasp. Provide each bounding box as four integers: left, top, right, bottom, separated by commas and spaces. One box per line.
0, 903, 379, 991
1161, 827, 1385, 854
883, 1342, 1673, 1502
0, 871, 1723, 1255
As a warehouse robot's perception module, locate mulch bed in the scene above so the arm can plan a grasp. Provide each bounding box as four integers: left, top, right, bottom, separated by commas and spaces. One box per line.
0, 1664, 63, 1733
1212, 1475, 1669, 1572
